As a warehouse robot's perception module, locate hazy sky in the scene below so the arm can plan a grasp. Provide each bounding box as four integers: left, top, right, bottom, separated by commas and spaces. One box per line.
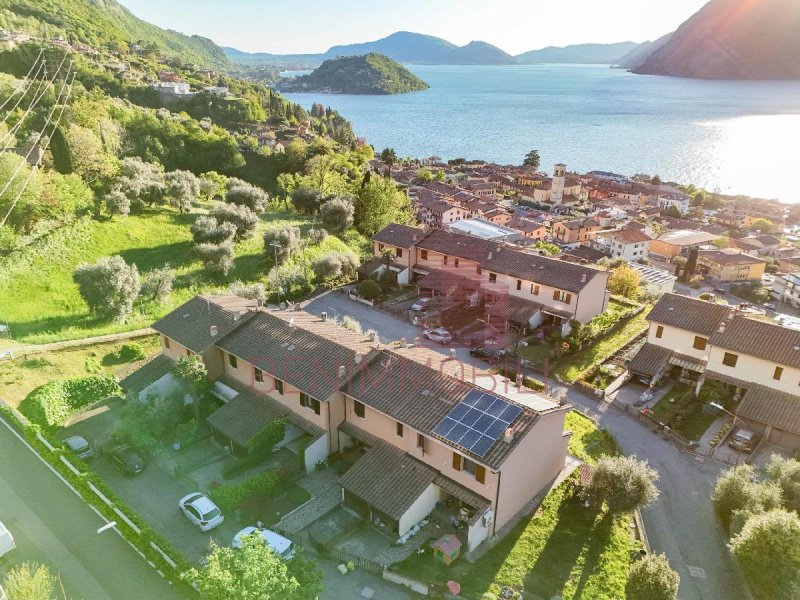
119, 0, 708, 55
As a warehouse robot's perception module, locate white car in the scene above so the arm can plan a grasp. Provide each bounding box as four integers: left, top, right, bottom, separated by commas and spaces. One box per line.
179, 493, 224, 532
0, 521, 15, 559
411, 297, 435, 312
424, 327, 453, 344
232, 526, 295, 560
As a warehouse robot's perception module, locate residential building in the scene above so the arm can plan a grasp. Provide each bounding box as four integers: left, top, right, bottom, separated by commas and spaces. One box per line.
657, 193, 691, 215
152, 81, 193, 95
417, 197, 466, 228
772, 273, 800, 308
506, 217, 548, 241
372, 223, 424, 285
697, 249, 766, 282
149, 295, 573, 551
649, 230, 718, 260
593, 228, 651, 261
552, 218, 600, 247
778, 255, 800, 273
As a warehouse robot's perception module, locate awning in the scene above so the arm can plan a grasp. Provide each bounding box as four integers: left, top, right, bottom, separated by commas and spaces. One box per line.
628, 343, 672, 377
704, 370, 751, 389
118, 354, 174, 394
669, 353, 706, 373
207, 389, 285, 448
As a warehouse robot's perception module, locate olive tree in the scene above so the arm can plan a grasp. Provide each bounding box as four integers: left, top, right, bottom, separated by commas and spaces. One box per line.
225, 177, 269, 213
165, 170, 201, 213
626, 554, 680, 600
312, 250, 359, 283
263, 226, 302, 263
765, 454, 800, 512
73, 255, 141, 321
105, 189, 130, 217
229, 280, 267, 301
290, 186, 323, 215
190, 216, 237, 245
586, 455, 659, 514
196, 241, 235, 276
320, 195, 355, 232
210, 204, 259, 241
141, 264, 174, 303
712, 465, 784, 530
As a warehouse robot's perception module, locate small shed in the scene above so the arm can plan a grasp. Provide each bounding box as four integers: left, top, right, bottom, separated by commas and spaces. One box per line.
433, 533, 462, 565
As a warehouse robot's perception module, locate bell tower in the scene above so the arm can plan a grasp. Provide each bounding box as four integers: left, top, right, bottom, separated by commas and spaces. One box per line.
551, 163, 566, 205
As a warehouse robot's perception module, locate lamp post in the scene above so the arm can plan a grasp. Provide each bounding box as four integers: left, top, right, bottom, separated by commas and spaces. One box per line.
58, 521, 117, 599
269, 242, 282, 306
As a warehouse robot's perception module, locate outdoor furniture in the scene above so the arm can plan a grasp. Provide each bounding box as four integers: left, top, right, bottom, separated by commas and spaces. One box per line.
433, 533, 461, 565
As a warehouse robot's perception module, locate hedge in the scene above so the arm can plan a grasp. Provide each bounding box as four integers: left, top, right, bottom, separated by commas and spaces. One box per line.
210, 471, 280, 512
0, 405, 196, 596
18, 375, 121, 428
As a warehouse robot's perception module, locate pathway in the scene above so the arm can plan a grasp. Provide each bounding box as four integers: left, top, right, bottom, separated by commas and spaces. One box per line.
278, 469, 342, 535
4, 328, 155, 356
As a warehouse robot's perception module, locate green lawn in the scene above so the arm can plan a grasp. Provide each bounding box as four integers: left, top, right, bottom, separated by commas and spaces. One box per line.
393, 412, 631, 600
0, 207, 368, 344
0, 335, 162, 407
555, 306, 651, 383
650, 383, 717, 441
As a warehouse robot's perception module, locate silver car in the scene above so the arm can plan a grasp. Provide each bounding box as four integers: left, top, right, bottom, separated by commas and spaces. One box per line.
64, 435, 94, 460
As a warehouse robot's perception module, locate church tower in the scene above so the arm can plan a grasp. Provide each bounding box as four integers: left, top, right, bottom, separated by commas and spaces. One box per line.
551, 163, 566, 205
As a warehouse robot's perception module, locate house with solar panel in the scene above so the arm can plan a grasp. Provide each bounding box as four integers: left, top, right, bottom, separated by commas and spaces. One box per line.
148, 295, 572, 552
372, 223, 611, 336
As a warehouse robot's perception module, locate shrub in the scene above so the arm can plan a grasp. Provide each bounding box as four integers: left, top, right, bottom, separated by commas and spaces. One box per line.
210, 204, 259, 241
191, 216, 237, 245
587, 455, 659, 514
358, 279, 381, 300
196, 241, 235, 276
19, 375, 121, 427
626, 554, 680, 600
115, 343, 146, 362
730, 509, 800, 600
73, 256, 141, 321
210, 471, 281, 512
229, 280, 267, 301
2, 562, 56, 600
341, 316, 362, 334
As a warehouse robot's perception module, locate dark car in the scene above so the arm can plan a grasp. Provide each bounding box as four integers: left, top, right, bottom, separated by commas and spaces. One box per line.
110, 445, 147, 475
469, 347, 509, 363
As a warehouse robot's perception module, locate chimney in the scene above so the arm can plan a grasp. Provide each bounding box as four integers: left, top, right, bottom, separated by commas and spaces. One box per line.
289, 317, 295, 328
516, 373, 523, 388
503, 428, 514, 443
338, 365, 346, 379
718, 321, 726, 334
368, 331, 377, 342
321, 311, 328, 322
400, 337, 408, 348
355, 352, 363, 365
581, 273, 587, 283
488, 252, 493, 260
209, 325, 218, 337
233, 312, 241, 322
449, 348, 457, 358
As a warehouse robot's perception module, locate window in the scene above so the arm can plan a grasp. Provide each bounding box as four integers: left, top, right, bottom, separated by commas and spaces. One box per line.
378, 243, 385, 251
228, 353, 238, 368
476, 267, 482, 275
163, 336, 170, 349
275, 378, 284, 395
417, 434, 426, 453
254, 367, 263, 383
553, 290, 572, 304
396, 422, 404, 437
353, 400, 365, 418
722, 352, 738, 368
516, 280, 522, 291
454, 258, 459, 268
489, 273, 497, 283
655, 325, 664, 339
452, 452, 462, 471
420, 250, 428, 260
443, 255, 448, 265
531, 284, 540, 296
301, 393, 321, 415
693, 337, 707, 351
395, 248, 403, 258
462, 456, 486, 484
774, 366, 784, 381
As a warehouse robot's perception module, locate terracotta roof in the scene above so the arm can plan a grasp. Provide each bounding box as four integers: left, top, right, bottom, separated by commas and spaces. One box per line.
710, 317, 800, 370
339, 442, 438, 521
698, 250, 766, 266
628, 343, 672, 377
506, 296, 549, 326
118, 354, 174, 393
416, 228, 606, 293
373, 223, 424, 249
152, 295, 256, 353
341, 349, 540, 469
647, 294, 731, 337
417, 268, 481, 292
216, 309, 378, 400
612, 228, 651, 244
507, 217, 545, 233
558, 218, 599, 230
737, 384, 800, 435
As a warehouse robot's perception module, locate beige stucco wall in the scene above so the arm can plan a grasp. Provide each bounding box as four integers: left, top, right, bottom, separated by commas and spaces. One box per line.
398, 483, 442, 536
707, 346, 800, 395
647, 323, 711, 362
492, 409, 570, 529
649, 240, 680, 259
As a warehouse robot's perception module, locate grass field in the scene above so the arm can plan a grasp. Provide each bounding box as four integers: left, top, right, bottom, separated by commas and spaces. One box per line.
0, 206, 369, 344
651, 383, 717, 441
0, 335, 162, 407
393, 412, 631, 600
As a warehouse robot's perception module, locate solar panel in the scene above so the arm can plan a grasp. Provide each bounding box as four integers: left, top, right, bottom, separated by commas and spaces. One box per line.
434, 389, 524, 457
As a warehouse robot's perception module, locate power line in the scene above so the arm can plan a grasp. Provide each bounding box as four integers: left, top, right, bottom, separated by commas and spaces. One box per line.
0, 53, 69, 153
0, 56, 46, 127
0, 49, 44, 115
0, 70, 75, 228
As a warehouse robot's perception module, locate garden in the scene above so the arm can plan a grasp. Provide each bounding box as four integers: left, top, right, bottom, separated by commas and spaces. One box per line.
649, 380, 732, 441
392, 412, 635, 600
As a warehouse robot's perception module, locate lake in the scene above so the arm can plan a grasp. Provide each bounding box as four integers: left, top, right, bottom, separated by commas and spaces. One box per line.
283, 64, 800, 202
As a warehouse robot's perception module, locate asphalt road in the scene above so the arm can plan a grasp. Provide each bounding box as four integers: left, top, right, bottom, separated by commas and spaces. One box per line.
0, 417, 184, 600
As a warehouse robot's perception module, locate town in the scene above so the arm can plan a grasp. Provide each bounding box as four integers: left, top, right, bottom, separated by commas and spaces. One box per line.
1, 2, 800, 600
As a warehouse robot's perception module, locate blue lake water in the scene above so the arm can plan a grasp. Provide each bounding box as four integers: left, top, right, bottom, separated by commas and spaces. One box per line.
283, 64, 800, 202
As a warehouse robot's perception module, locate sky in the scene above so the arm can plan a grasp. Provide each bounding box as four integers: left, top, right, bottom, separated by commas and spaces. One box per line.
119, 0, 709, 55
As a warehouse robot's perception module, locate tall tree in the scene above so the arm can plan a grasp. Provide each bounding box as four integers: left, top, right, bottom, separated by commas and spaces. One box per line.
586, 455, 659, 514
523, 149, 541, 170
607, 263, 642, 301
354, 177, 411, 236
73, 256, 141, 321
319, 196, 355, 232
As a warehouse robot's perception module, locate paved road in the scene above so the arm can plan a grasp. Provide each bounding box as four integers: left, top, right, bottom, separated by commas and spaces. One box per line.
566, 388, 746, 600
0, 417, 183, 600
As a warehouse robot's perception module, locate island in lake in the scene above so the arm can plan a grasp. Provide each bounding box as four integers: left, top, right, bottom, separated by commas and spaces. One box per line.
279, 53, 429, 95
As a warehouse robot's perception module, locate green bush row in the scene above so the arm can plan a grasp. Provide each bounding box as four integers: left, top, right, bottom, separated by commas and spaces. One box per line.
210, 471, 280, 512
18, 375, 121, 428
0, 406, 195, 595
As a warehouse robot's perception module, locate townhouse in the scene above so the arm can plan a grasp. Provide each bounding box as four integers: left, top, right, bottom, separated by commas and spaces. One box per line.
592, 228, 651, 261
150, 295, 572, 551
551, 218, 600, 247
628, 293, 800, 450
372, 224, 611, 334
697, 249, 766, 282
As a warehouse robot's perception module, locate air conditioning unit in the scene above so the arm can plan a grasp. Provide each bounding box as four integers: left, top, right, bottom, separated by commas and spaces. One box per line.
482, 509, 494, 527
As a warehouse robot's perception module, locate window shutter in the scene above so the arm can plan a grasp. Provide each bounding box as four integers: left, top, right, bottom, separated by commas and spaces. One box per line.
452, 452, 462, 471
553, 290, 559, 301
475, 465, 486, 484
566, 293, 572, 305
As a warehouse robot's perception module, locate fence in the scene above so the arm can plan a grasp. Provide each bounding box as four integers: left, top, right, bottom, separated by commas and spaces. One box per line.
328, 547, 385, 576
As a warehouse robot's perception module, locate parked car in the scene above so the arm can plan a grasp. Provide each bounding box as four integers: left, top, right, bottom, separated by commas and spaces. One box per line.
762, 302, 776, 310
232, 526, 295, 560
423, 327, 453, 344
0, 521, 15, 559
469, 347, 508, 363
411, 297, 436, 312
179, 493, 224, 532
63, 435, 94, 460
728, 428, 757, 453
110, 445, 146, 475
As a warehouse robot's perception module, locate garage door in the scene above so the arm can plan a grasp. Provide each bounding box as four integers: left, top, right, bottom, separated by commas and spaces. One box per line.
769, 428, 800, 451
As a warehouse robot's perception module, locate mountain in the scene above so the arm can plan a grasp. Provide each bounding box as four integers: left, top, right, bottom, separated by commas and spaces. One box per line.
0, 0, 230, 68
634, 0, 800, 79
447, 41, 515, 65
323, 31, 457, 63
515, 42, 639, 64
613, 33, 673, 69
280, 53, 429, 95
